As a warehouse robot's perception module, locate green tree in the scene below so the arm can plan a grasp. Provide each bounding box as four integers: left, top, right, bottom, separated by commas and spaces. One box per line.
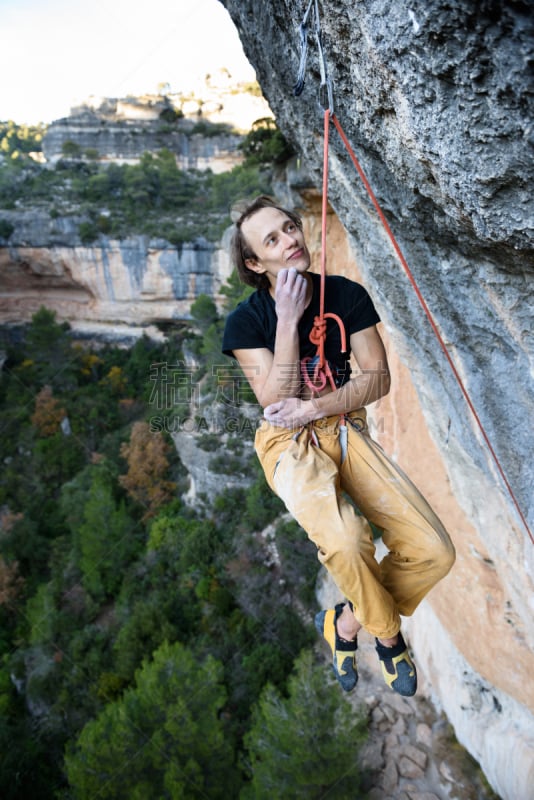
190, 293, 219, 333
0, 121, 45, 156
244, 466, 285, 529
125, 157, 155, 208
65, 641, 241, 799
61, 140, 81, 158
73, 467, 139, 600
78, 220, 99, 243
0, 664, 57, 800
155, 148, 186, 208
220, 268, 254, 312
23, 306, 76, 391
0, 219, 14, 239
242, 649, 368, 799
240, 118, 294, 166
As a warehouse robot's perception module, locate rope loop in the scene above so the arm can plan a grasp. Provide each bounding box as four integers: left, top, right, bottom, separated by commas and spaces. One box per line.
324, 312, 347, 353
301, 312, 347, 393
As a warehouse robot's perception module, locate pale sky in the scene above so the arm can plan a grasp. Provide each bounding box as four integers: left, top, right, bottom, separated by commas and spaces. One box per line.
0, 0, 256, 124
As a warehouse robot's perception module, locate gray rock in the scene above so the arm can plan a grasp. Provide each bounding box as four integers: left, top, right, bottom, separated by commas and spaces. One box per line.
408, 794, 441, 800
400, 744, 429, 770
416, 722, 433, 749
399, 755, 426, 779
382, 759, 399, 794
382, 691, 415, 715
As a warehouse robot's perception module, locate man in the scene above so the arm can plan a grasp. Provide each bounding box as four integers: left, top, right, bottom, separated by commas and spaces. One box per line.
222, 195, 455, 696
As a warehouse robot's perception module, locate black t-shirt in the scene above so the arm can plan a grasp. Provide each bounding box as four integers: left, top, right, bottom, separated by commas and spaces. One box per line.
222, 272, 380, 388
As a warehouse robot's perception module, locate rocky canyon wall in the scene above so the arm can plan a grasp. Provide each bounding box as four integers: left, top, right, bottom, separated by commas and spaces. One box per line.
0, 208, 234, 341
42, 114, 245, 173
220, 2, 534, 799
0, 81, 267, 339
42, 84, 272, 170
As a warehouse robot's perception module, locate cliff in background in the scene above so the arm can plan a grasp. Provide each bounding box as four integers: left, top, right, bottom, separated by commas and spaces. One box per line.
0, 211, 232, 340
220, 2, 534, 799
42, 75, 271, 169
0, 78, 268, 338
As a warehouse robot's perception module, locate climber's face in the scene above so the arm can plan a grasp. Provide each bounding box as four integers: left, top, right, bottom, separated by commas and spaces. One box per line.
242, 206, 311, 286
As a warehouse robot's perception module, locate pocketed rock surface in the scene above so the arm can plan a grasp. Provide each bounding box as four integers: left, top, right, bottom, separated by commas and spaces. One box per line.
338, 633, 499, 800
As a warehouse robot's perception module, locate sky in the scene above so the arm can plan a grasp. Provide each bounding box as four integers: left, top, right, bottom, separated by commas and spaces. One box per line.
0, 0, 256, 124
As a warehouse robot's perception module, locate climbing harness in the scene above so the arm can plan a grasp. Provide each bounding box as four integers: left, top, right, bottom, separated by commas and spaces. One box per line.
293, 0, 533, 545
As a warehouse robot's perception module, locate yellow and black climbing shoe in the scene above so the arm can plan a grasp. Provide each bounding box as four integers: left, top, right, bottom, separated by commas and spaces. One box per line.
375, 632, 417, 697
315, 603, 358, 692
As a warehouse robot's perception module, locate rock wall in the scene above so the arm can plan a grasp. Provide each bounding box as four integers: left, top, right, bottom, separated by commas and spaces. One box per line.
220, 2, 534, 798
300, 192, 534, 800
42, 113, 245, 172
0, 213, 233, 335
42, 85, 273, 169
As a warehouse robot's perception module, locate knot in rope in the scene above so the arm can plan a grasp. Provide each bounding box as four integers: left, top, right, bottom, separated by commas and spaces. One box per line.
309, 315, 327, 349
301, 312, 347, 393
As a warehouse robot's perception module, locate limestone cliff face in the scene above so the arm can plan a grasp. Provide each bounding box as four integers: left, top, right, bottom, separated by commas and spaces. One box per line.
0, 83, 268, 335
42, 113, 245, 173
42, 86, 272, 170
220, 2, 534, 798
0, 210, 233, 335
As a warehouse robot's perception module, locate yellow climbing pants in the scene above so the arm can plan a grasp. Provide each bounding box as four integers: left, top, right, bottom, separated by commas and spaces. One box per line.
255, 409, 456, 640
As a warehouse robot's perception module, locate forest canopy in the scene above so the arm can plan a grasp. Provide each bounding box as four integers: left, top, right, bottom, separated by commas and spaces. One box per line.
0, 299, 369, 798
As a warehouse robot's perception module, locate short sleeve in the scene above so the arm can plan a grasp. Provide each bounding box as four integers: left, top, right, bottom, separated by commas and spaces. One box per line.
222, 302, 271, 358
342, 280, 380, 334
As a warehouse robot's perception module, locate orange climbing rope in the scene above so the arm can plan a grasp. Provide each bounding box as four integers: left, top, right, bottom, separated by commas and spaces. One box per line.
300, 110, 346, 394
293, 0, 533, 544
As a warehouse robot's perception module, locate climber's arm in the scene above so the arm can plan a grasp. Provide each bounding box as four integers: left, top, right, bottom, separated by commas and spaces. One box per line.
263, 325, 390, 427
233, 268, 309, 408
233, 341, 301, 409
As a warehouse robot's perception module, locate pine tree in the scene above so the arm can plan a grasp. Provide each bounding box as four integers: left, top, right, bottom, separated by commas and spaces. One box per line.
65, 641, 241, 799
242, 649, 368, 799
74, 468, 138, 600
24, 307, 76, 391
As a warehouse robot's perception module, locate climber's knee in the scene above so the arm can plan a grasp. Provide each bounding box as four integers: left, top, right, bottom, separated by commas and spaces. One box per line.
428, 535, 456, 581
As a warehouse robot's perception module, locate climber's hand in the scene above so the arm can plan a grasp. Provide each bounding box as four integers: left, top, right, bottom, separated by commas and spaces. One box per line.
263, 397, 317, 428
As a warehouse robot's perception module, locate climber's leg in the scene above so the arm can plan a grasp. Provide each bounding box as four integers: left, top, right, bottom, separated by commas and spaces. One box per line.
255, 418, 401, 640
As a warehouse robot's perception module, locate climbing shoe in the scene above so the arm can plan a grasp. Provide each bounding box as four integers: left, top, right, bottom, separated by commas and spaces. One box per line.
315, 603, 358, 692
375, 632, 417, 697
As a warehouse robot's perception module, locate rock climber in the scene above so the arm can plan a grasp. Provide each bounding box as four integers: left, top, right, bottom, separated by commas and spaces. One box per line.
222, 195, 456, 696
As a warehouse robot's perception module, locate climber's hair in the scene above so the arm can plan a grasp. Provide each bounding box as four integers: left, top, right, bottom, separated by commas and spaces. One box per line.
230, 195, 303, 290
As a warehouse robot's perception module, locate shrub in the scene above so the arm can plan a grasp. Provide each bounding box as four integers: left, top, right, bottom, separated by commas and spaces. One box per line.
61, 140, 81, 158
78, 221, 99, 243
0, 219, 14, 239
241, 118, 295, 166
242, 649, 368, 799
